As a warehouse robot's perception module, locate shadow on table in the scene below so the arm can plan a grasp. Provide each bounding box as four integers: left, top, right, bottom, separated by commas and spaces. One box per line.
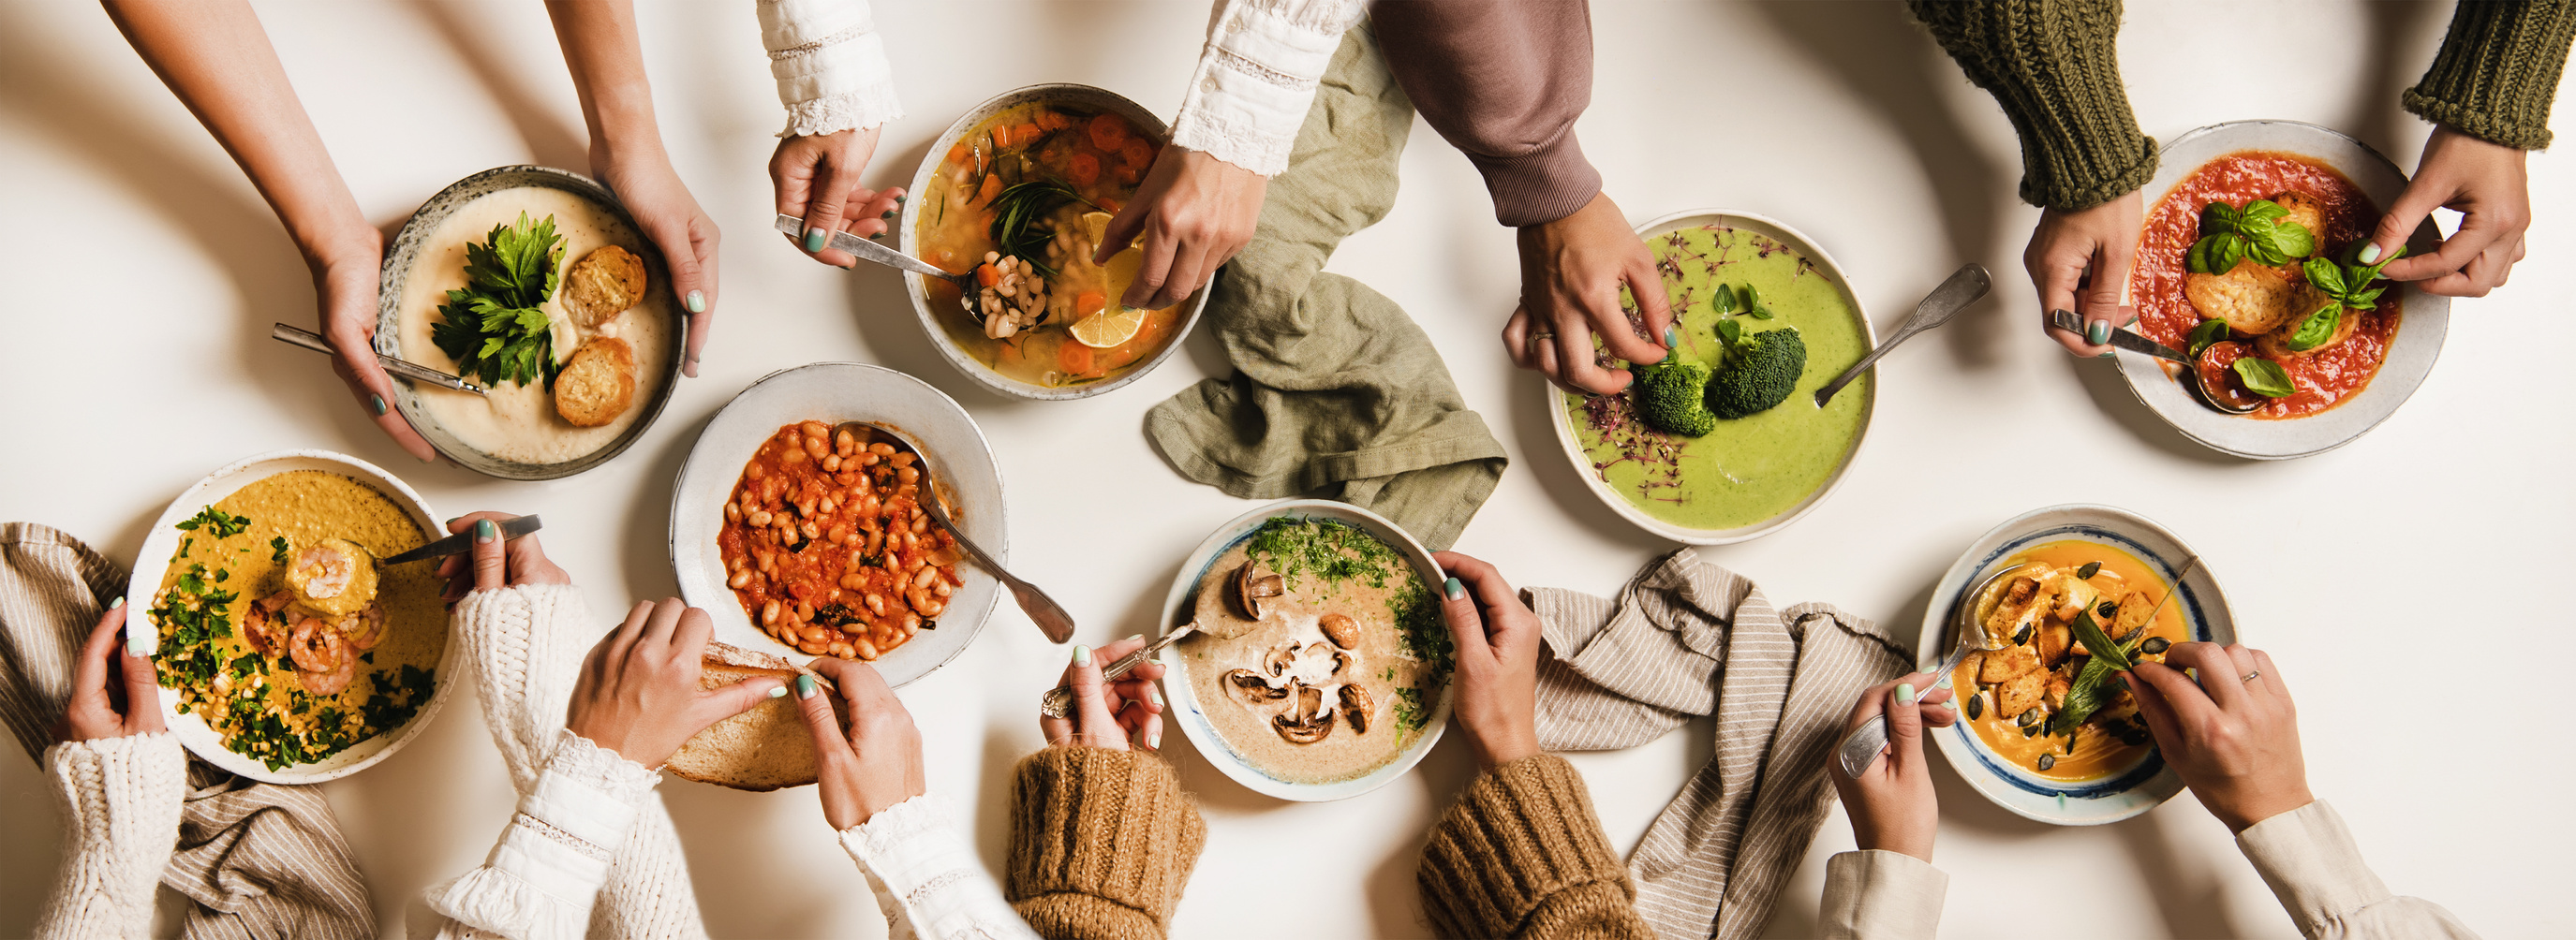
2114, 807, 2251, 938
1748, 0, 2017, 372
2064, 356, 2252, 467
411, 0, 589, 172
2343, 1, 2450, 162
1503, 372, 1702, 555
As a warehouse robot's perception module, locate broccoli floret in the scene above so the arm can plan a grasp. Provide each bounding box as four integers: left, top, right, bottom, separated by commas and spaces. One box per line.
1635, 360, 1718, 436
1708, 327, 1808, 419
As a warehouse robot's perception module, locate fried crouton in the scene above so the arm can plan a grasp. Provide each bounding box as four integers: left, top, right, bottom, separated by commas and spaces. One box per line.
1997, 669, 2046, 718
2184, 262, 2332, 335
2043, 674, 2073, 711
2272, 192, 2326, 249
1978, 643, 2042, 685
2036, 622, 2072, 668
2114, 591, 2155, 636
2256, 303, 2361, 360
554, 337, 635, 428
562, 245, 648, 326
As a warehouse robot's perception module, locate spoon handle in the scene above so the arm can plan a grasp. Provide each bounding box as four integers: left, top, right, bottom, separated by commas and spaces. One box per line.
920, 501, 1076, 643
1813, 263, 1990, 407
1038, 625, 1192, 718
771, 213, 953, 280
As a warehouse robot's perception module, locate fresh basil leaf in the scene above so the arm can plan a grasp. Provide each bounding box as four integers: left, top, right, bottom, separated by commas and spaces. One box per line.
2199, 201, 2240, 234
2213, 235, 2247, 274
2240, 199, 2287, 224
1713, 284, 1739, 315
2302, 257, 2347, 299
2232, 356, 2297, 398
2287, 304, 2340, 351
2348, 286, 2384, 309
1715, 318, 1743, 345
2186, 239, 2213, 274
2185, 318, 2229, 358
2267, 220, 2315, 260
1750, 305, 1774, 320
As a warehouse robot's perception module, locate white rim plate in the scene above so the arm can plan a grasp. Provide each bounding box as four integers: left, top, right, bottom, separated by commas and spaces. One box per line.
669, 362, 1005, 687
898, 83, 1211, 401
1158, 499, 1456, 801
1545, 209, 1876, 544
126, 449, 461, 784
1919, 503, 2236, 825
2118, 120, 2450, 460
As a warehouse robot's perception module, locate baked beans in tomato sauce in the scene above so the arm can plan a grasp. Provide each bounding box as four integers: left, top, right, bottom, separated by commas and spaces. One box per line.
718, 420, 962, 660
2131, 151, 2401, 419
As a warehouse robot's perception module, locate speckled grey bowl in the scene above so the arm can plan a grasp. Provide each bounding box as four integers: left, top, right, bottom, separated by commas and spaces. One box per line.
376, 165, 683, 479
899, 83, 1210, 401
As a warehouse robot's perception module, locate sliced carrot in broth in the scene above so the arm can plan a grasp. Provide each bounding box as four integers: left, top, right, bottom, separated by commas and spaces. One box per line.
1075, 290, 1106, 316
975, 173, 1002, 204
1013, 123, 1042, 147
976, 263, 1000, 287
1059, 339, 1095, 375
1119, 139, 1153, 169
1088, 113, 1131, 153
1069, 152, 1101, 185
947, 143, 970, 165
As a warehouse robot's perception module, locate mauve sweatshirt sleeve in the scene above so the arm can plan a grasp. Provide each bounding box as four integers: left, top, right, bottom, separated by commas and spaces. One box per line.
1370, 0, 1602, 227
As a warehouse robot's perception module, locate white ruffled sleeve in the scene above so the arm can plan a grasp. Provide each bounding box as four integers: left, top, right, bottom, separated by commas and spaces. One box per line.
36, 731, 188, 940
761, 0, 904, 138
839, 794, 1038, 940
1169, 0, 1369, 176
422, 731, 665, 940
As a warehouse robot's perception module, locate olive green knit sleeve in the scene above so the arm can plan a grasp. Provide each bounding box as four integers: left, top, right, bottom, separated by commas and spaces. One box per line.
1417, 754, 1652, 940
1007, 747, 1207, 939
1910, 0, 2157, 209
2405, 0, 2576, 149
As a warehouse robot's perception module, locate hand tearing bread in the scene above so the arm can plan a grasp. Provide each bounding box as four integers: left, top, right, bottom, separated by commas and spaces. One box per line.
666, 641, 851, 791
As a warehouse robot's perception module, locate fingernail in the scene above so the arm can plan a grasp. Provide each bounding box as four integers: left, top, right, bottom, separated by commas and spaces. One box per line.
686, 290, 706, 314
766, 683, 788, 699
803, 228, 827, 253
110, 596, 125, 609
894, 194, 906, 204
369, 393, 388, 417
1444, 577, 1466, 600
446, 516, 461, 527
1146, 729, 1161, 749
2097, 350, 2117, 359
1124, 634, 1143, 644
1664, 324, 1680, 347
126, 624, 150, 657
474, 519, 496, 543
2086, 320, 2110, 345
1896, 683, 1917, 704
2358, 242, 2383, 264
795, 673, 816, 699
1149, 685, 1163, 706
1073, 645, 1091, 668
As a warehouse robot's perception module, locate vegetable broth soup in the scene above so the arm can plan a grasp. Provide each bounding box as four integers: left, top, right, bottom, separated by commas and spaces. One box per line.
913, 102, 1184, 389
1950, 541, 2186, 783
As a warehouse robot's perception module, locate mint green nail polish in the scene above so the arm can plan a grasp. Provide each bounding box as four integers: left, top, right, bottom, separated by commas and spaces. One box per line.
1073, 645, 1091, 668
110, 596, 125, 609
766, 684, 788, 699
804, 228, 827, 252
1896, 683, 1917, 704
2358, 242, 2383, 264
795, 673, 816, 699
2086, 320, 2110, 345
686, 289, 706, 314
2097, 350, 2116, 359
474, 518, 496, 543
446, 516, 462, 528
1664, 324, 1680, 347
1443, 577, 1466, 600
369, 393, 387, 417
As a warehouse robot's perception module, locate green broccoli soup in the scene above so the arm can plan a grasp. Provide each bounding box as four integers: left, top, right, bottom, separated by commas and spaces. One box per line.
1560, 223, 1870, 533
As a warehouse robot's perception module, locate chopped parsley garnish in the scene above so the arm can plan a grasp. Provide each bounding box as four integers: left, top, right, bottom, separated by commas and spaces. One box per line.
271, 536, 291, 564
432, 212, 566, 388
1244, 517, 1455, 732
175, 507, 252, 539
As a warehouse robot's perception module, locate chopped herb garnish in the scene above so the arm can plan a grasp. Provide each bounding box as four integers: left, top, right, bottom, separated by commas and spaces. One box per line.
271, 536, 290, 564
432, 212, 566, 388
176, 507, 252, 539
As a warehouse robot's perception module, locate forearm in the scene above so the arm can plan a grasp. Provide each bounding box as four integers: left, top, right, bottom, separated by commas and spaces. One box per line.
2236, 800, 2480, 940
1168, 0, 1368, 177
101, 0, 374, 268
1817, 850, 1947, 940
1372, 0, 1602, 227
37, 733, 189, 940
1416, 755, 1651, 939
1909, 0, 2154, 210
760, 0, 903, 138
2403, 0, 2576, 149
545, 0, 667, 168
1005, 747, 1205, 939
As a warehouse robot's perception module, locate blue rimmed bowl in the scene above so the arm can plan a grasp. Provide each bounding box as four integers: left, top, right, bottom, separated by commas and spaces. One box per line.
1919, 504, 2236, 825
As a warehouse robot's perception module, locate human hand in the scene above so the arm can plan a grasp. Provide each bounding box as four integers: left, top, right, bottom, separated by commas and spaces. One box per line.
437, 511, 571, 605
1826, 673, 1957, 862
793, 657, 926, 830
566, 599, 783, 768
772, 127, 903, 269
1094, 147, 1266, 311
2124, 642, 2312, 832
1038, 637, 1165, 751
596, 153, 720, 376
2365, 126, 2530, 297
2022, 189, 2141, 357
311, 232, 439, 463
57, 602, 167, 743
1433, 551, 1541, 771
1503, 192, 1672, 395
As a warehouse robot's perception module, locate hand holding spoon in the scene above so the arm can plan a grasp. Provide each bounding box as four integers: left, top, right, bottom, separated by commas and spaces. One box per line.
1036, 562, 1275, 718
834, 421, 1075, 644
1814, 263, 1991, 407
2049, 309, 2259, 415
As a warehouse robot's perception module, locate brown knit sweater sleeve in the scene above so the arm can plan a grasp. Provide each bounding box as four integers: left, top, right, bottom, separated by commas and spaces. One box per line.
2405, 0, 2576, 149
1008, 747, 1207, 939
1371, 1, 1604, 228
1417, 754, 1651, 939
1910, 0, 2157, 209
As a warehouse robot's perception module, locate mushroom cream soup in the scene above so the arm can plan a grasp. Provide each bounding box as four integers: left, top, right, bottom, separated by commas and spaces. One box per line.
149, 471, 442, 771
395, 185, 672, 464
1176, 519, 1451, 786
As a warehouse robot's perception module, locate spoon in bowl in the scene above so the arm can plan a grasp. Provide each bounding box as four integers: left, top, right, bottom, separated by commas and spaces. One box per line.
1035, 562, 1273, 718
2047, 309, 2260, 415
1814, 263, 1991, 407
775, 214, 980, 297
833, 420, 1075, 644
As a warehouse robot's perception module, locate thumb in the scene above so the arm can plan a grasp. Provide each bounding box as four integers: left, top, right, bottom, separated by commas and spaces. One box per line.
702, 673, 788, 724
800, 158, 862, 266
1093, 191, 1151, 266
467, 517, 506, 592
1062, 645, 1123, 747
790, 672, 855, 765
1884, 680, 1926, 774
2365, 176, 2445, 277
2085, 236, 2136, 330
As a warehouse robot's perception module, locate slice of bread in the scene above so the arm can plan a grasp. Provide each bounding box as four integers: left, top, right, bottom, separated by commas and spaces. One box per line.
561, 244, 647, 327
554, 336, 636, 428
665, 641, 847, 791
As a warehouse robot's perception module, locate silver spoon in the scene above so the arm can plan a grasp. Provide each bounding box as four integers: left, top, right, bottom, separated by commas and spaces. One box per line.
833, 420, 1074, 644
2049, 309, 2260, 415
272, 323, 486, 395
1834, 566, 2010, 779
1814, 263, 1991, 407
1035, 562, 1274, 717
774, 213, 980, 297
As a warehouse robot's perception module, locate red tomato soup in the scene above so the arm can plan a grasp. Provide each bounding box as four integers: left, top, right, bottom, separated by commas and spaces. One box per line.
2131, 151, 2400, 419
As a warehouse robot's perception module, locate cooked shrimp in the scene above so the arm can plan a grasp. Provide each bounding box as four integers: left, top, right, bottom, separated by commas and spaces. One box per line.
285, 538, 378, 617
242, 591, 293, 655
289, 615, 348, 676
339, 602, 387, 651
302, 639, 358, 697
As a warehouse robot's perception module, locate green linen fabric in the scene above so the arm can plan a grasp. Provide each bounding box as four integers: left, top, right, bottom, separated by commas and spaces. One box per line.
2405, 0, 2576, 150
1145, 23, 1506, 551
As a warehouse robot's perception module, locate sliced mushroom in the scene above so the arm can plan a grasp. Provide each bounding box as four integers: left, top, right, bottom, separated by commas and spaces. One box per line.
1222, 668, 1287, 706
1318, 612, 1360, 650
1328, 648, 1353, 676
1338, 683, 1374, 734
1272, 682, 1334, 744
1263, 641, 1300, 678
1231, 562, 1285, 621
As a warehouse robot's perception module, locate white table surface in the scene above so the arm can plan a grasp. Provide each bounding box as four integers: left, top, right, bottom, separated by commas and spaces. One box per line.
2, 2, 2566, 937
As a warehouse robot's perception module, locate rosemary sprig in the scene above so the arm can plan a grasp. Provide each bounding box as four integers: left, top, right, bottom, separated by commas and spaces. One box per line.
986, 179, 1095, 280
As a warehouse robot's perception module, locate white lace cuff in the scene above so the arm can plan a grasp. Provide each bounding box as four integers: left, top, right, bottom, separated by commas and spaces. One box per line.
37, 732, 187, 940
761, 0, 904, 138
1169, 0, 1367, 176
839, 795, 1038, 940
423, 731, 662, 940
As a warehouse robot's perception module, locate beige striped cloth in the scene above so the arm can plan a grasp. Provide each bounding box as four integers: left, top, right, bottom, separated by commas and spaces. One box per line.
1529, 549, 1911, 940
0, 521, 376, 939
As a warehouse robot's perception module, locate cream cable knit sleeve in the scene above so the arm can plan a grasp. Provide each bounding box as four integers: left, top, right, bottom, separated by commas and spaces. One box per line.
422, 584, 710, 940
840, 794, 1038, 940
761, 0, 903, 138
1171, 0, 1369, 176
36, 731, 187, 939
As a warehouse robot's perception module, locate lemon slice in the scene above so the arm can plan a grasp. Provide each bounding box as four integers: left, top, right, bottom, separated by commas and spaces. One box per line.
1069, 212, 1151, 348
